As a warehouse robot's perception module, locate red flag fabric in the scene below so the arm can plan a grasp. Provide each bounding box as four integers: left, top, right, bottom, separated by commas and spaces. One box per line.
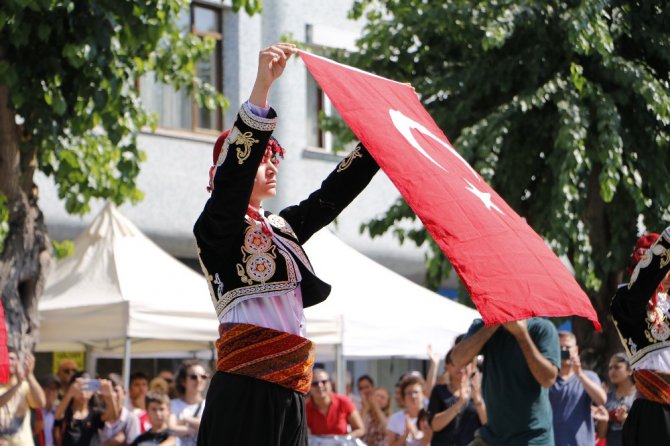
0, 298, 9, 383
299, 50, 600, 329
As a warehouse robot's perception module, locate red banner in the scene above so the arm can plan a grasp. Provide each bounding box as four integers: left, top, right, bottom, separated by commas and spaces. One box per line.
0, 298, 8, 383
300, 50, 599, 329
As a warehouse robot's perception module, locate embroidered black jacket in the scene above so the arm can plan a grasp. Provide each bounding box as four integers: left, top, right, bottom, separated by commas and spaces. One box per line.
611, 227, 670, 367
193, 103, 380, 320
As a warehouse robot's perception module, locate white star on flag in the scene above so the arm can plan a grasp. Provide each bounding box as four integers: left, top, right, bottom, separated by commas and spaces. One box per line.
465, 180, 504, 215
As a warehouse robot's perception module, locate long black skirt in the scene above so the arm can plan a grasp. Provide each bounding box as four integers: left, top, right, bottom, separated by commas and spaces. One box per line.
197, 371, 308, 446
622, 398, 670, 445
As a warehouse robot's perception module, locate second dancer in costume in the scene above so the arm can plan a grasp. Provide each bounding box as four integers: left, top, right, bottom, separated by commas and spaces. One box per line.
611, 226, 670, 444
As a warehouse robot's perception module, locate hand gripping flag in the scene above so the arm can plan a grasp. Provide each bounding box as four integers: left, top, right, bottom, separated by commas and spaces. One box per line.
299, 50, 600, 329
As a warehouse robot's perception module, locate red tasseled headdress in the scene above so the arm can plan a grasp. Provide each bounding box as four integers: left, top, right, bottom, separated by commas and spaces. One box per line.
207, 131, 286, 192
627, 233, 660, 274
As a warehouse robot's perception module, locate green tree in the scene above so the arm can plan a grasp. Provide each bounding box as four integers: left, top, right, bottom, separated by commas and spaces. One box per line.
349, 0, 670, 367
0, 0, 260, 351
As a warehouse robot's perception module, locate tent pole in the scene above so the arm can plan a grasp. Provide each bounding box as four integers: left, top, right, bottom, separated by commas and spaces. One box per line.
335, 343, 345, 394
122, 337, 131, 391
85, 345, 96, 376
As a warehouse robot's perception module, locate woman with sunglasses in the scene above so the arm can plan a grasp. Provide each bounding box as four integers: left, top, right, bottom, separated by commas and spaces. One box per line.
169, 360, 208, 446
194, 43, 379, 445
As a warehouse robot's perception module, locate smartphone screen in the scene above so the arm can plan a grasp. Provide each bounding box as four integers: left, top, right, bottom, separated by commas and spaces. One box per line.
82, 379, 101, 392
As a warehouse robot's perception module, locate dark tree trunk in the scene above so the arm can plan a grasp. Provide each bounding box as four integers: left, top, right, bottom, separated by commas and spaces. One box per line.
0, 85, 51, 353
573, 166, 627, 376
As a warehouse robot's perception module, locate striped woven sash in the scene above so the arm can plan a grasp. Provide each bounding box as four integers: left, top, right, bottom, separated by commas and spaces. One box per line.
216, 322, 315, 394
634, 369, 670, 405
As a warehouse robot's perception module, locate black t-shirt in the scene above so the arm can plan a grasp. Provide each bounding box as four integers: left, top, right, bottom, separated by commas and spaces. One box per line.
55, 410, 105, 446
428, 384, 482, 446
131, 429, 173, 446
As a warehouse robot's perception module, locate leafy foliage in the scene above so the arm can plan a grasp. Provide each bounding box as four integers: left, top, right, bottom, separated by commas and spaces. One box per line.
0, 0, 262, 216
348, 0, 670, 296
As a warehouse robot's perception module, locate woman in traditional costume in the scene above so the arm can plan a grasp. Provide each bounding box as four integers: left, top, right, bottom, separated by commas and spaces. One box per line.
193, 43, 378, 445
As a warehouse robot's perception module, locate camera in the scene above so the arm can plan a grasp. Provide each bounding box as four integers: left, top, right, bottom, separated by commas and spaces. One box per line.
560, 348, 570, 360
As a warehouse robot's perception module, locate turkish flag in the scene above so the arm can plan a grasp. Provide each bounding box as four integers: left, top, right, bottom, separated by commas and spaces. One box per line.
300, 51, 600, 329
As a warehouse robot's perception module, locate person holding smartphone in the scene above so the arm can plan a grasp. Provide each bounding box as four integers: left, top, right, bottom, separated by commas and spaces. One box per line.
548, 331, 606, 445
54, 372, 119, 446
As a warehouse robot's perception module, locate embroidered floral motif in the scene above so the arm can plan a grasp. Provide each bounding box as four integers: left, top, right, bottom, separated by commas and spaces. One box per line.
217, 248, 297, 316
645, 292, 670, 342
236, 222, 277, 285
267, 214, 297, 238
660, 247, 670, 269
337, 146, 363, 172
235, 131, 259, 165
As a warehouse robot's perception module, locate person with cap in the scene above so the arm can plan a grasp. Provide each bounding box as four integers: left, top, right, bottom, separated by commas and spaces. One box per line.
55, 360, 77, 398
193, 42, 379, 446
610, 227, 670, 444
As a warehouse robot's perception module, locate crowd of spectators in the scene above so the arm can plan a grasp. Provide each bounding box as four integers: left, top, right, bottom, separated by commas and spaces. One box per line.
0, 327, 650, 445
0, 357, 208, 446
302, 323, 640, 446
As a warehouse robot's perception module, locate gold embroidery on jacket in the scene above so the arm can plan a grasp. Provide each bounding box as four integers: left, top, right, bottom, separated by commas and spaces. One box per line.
235, 131, 259, 165
236, 222, 277, 285
660, 248, 670, 269
267, 214, 297, 238
337, 146, 362, 172
644, 292, 670, 343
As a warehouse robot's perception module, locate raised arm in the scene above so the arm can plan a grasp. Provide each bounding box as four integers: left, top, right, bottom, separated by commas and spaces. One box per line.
279, 142, 379, 243
504, 320, 558, 388
23, 352, 45, 408
451, 321, 498, 369
429, 379, 469, 433
99, 379, 120, 423
571, 356, 606, 405
194, 43, 296, 249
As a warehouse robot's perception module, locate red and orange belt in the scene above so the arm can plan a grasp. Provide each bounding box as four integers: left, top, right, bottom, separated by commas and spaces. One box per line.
216, 322, 315, 394
635, 369, 670, 405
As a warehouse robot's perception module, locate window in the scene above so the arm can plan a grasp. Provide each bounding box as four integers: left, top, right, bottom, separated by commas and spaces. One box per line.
140, 2, 223, 133
306, 72, 356, 153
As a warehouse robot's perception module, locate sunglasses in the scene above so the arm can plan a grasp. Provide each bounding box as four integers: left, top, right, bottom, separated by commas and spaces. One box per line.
311, 379, 329, 387
60, 368, 76, 374
188, 374, 209, 381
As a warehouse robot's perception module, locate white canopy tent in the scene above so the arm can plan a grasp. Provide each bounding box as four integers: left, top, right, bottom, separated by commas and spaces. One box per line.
37, 203, 219, 387
303, 229, 479, 388
38, 203, 479, 389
